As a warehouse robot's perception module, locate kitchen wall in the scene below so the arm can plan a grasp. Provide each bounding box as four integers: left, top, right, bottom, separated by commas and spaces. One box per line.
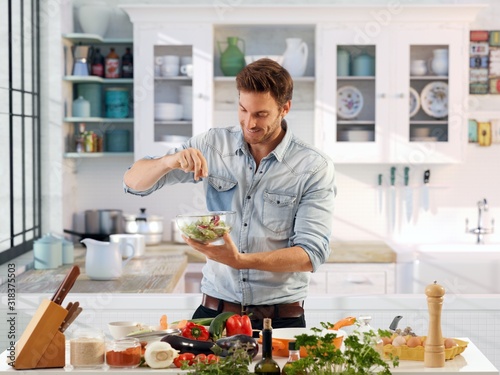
51, 0, 500, 247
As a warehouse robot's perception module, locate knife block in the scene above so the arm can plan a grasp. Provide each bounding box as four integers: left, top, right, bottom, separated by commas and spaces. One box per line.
14, 299, 67, 369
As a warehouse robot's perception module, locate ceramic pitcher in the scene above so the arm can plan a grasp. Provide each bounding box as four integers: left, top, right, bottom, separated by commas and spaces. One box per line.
81, 238, 133, 280
430, 48, 448, 76
282, 38, 308, 77
218, 37, 246, 76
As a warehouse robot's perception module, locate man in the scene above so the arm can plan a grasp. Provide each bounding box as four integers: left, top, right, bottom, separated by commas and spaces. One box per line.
123, 58, 335, 329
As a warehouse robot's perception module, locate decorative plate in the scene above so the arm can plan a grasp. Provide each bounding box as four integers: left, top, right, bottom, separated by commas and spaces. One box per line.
420, 81, 448, 118
337, 85, 364, 119
409, 87, 420, 118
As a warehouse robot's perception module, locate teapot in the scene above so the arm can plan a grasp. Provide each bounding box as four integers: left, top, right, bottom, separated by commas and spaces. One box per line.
81, 238, 133, 280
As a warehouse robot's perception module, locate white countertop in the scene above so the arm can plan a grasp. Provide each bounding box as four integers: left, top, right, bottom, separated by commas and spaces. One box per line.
1, 338, 497, 374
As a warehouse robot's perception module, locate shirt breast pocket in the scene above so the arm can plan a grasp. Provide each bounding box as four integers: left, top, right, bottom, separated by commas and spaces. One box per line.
262, 191, 297, 234
207, 175, 237, 212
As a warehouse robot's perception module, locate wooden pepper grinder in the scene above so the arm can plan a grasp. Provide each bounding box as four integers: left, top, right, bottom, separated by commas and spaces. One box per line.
424, 280, 446, 367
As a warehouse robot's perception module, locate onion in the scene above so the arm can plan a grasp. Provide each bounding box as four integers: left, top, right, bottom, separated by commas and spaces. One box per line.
144, 341, 179, 368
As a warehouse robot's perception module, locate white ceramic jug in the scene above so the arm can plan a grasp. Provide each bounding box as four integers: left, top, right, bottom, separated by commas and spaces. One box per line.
430, 49, 448, 76
81, 238, 133, 280
282, 38, 308, 77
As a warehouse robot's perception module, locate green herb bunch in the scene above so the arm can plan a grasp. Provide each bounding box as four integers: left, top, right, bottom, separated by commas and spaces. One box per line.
183, 343, 253, 375
285, 322, 399, 375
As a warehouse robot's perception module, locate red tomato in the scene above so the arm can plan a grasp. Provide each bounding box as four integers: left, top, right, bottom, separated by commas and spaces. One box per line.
173, 353, 196, 368
207, 354, 219, 364
195, 353, 207, 363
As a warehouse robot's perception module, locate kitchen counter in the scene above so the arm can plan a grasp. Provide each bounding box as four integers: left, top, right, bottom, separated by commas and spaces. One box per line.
0, 338, 497, 374
0, 247, 188, 294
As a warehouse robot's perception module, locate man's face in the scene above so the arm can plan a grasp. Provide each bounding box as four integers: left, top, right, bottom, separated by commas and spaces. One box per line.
238, 91, 289, 146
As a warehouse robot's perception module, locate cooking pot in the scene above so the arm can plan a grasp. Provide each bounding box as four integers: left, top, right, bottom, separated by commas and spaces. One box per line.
123, 208, 164, 245
64, 209, 124, 241
260, 316, 355, 357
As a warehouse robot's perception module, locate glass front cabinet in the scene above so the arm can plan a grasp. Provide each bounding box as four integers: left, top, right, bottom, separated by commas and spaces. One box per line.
319, 26, 465, 164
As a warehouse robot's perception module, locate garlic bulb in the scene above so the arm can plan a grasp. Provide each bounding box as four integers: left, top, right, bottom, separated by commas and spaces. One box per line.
144, 341, 179, 368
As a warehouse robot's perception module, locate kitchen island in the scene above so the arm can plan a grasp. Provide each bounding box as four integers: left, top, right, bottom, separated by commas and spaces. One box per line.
0, 338, 497, 374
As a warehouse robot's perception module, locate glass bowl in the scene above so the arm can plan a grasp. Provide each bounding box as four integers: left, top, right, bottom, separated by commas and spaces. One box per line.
175, 211, 236, 244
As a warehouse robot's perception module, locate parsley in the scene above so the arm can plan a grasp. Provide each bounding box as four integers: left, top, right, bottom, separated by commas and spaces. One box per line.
285, 322, 399, 375
183, 343, 253, 375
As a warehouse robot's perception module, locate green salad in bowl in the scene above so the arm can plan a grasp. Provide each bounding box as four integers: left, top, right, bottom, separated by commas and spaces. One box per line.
175, 211, 235, 243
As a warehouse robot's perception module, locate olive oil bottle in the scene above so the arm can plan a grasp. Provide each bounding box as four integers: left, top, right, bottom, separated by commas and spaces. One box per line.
254, 318, 280, 374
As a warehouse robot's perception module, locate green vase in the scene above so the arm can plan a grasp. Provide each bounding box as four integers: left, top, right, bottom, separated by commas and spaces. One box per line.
218, 36, 245, 76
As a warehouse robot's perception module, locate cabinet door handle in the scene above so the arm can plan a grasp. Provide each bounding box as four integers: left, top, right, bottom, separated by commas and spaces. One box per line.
377, 93, 386, 98
396, 93, 405, 98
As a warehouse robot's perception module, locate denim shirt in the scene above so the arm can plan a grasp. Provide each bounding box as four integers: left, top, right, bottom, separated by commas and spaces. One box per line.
124, 125, 336, 305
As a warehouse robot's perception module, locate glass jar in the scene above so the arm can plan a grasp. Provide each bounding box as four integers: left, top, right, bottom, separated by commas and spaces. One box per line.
69, 329, 105, 369
106, 338, 142, 368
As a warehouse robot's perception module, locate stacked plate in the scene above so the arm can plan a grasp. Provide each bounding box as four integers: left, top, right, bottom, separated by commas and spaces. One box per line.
154, 103, 183, 121
179, 86, 192, 121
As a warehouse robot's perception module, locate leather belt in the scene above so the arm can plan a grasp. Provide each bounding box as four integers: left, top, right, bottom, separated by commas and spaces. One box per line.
201, 294, 304, 320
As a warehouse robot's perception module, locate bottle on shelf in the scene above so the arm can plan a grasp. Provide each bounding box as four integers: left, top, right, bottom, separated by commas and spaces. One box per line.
91, 48, 105, 77
254, 318, 280, 374
121, 47, 133, 78
75, 123, 86, 153
105, 48, 120, 78
281, 341, 304, 375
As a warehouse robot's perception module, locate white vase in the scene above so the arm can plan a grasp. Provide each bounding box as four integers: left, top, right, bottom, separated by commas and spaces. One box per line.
430, 49, 448, 76
282, 38, 308, 77
77, 4, 111, 37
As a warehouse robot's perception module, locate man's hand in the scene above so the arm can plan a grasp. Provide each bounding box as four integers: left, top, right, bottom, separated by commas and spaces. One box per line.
168, 148, 208, 181
183, 233, 243, 269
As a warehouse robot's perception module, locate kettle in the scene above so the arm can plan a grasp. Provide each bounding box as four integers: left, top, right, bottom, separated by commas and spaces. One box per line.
81, 238, 133, 280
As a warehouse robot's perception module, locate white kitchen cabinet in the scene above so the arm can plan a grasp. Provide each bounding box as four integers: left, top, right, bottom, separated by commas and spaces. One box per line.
311, 263, 396, 295
132, 23, 213, 158
319, 26, 467, 164
123, 4, 482, 163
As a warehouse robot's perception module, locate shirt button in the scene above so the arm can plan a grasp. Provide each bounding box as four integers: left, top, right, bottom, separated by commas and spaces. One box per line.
247, 196, 250, 199
242, 278, 247, 282
249, 167, 253, 170
243, 223, 248, 227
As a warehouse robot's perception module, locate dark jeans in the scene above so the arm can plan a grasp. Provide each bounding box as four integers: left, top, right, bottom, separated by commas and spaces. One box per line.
192, 304, 306, 330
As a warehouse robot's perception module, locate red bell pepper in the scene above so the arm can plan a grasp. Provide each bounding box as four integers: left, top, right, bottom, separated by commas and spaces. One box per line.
225, 314, 253, 337
181, 322, 210, 341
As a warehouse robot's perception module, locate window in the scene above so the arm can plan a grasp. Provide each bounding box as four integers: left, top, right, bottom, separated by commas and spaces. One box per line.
0, 0, 41, 264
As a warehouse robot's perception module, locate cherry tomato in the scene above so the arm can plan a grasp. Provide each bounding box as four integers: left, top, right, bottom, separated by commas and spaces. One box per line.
206, 354, 219, 364
173, 353, 196, 368
195, 353, 207, 363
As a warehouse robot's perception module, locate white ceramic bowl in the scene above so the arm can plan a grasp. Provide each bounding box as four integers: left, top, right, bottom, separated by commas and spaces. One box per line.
339, 129, 374, 142
245, 55, 284, 65
108, 321, 145, 340
155, 103, 183, 121
175, 211, 236, 243
78, 4, 111, 37
160, 135, 190, 143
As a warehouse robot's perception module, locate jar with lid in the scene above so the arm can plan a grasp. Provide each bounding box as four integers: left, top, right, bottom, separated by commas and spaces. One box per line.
69, 329, 105, 369
106, 338, 142, 368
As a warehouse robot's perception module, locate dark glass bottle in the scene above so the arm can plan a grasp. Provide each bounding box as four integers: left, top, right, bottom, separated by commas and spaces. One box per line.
121, 47, 133, 78
91, 48, 104, 77
282, 341, 305, 375
254, 318, 280, 374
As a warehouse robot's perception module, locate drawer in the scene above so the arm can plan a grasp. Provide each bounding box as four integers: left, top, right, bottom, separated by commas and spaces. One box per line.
327, 271, 389, 294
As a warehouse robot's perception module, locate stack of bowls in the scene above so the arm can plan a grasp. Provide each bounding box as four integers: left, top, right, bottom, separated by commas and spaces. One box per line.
179, 86, 192, 121
154, 103, 183, 121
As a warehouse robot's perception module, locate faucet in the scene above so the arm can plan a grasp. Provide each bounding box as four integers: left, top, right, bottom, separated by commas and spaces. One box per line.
465, 198, 495, 244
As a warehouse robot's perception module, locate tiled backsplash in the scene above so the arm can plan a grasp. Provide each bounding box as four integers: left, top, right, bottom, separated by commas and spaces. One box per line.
1, 294, 499, 370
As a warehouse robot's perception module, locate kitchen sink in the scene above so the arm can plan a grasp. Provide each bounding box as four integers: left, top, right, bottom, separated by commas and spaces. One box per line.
412, 243, 500, 294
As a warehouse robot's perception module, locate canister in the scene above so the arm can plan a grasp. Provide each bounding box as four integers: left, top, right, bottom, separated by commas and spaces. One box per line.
62, 238, 74, 264
104, 129, 130, 152
352, 53, 375, 76
77, 83, 102, 117
70, 329, 105, 369
105, 87, 129, 118
337, 49, 350, 76
72, 96, 90, 117
33, 234, 62, 269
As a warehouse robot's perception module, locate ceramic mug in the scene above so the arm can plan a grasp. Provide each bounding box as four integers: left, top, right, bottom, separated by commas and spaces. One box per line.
109, 233, 145, 258
161, 64, 179, 77
180, 64, 193, 77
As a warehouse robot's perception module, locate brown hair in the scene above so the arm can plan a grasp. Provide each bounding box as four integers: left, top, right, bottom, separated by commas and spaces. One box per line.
235, 58, 293, 108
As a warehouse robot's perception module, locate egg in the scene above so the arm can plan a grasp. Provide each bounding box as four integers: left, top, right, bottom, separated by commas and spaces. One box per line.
392, 335, 407, 347
406, 336, 422, 348
444, 338, 458, 349
381, 336, 392, 346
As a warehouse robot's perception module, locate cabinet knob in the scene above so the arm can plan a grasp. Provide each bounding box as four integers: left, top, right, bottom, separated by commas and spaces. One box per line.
396, 93, 405, 98
377, 93, 386, 98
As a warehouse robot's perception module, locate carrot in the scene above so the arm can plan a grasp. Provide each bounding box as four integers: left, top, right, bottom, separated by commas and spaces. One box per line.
175, 319, 188, 330
160, 314, 168, 330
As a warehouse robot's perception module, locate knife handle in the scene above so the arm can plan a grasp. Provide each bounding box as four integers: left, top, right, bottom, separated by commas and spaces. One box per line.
404, 167, 409, 186
51, 265, 80, 305
378, 174, 383, 186
390, 167, 396, 186
424, 169, 430, 184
